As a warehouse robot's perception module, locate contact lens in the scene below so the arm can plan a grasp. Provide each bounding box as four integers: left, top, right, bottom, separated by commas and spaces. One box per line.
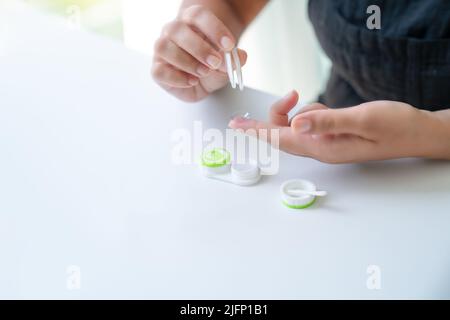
230, 111, 251, 122
201, 148, 231, 168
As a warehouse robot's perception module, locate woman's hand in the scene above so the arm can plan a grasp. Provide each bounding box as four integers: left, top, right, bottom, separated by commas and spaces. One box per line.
229, 91, 449, 163
152, 5, 247, 102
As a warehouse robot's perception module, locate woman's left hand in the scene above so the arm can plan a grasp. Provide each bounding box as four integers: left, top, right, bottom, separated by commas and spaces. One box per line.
228, 90, 444, 163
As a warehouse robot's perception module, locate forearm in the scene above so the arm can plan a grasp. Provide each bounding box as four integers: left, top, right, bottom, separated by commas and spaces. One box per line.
422, 109, 450, 159
179, 0, 268, 39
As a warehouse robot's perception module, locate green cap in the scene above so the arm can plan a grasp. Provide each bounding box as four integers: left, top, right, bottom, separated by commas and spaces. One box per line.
201, 148, 231, 168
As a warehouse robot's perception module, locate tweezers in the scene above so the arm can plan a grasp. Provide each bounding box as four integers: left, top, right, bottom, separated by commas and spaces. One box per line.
224, 48, 243, 91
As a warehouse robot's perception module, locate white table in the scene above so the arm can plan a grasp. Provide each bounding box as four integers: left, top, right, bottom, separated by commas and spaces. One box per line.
1, 3, 450, 299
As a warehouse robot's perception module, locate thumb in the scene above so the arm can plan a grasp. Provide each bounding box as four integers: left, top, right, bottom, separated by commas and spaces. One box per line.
237, 48, 248, 67
291, 108, 361, 135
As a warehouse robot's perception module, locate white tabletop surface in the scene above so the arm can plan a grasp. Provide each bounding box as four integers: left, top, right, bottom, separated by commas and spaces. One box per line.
1, 3, 450, 299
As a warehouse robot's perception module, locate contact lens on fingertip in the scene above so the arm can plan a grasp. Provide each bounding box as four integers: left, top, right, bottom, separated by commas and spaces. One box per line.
230, 111, 251, 122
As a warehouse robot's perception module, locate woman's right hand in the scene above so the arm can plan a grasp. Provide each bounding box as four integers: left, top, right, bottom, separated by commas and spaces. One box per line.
152, 5, 247, 102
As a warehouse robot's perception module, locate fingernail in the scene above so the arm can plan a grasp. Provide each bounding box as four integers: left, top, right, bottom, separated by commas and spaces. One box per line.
206, 55, 221, 69
197, 65, 210, 77
220, 36, 234, 50
283, 91, 294, 100
231, 116, 250, 124
228, 117, 250, 129
298, 119, 311, 133
230, 111, 251, 121
188, 77, 199, 86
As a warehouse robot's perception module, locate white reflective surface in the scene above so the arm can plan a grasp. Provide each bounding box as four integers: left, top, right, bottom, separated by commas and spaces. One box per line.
1, 4, 450, 299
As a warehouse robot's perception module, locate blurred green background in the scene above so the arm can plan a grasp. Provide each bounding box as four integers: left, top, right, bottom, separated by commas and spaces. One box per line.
24, 0, 123, 39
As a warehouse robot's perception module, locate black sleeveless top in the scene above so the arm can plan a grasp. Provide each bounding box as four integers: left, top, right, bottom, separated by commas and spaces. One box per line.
308, 0, 450, 111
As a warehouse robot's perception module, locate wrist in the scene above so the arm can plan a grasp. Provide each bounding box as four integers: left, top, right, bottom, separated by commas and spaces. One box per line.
419, 110, 450, 159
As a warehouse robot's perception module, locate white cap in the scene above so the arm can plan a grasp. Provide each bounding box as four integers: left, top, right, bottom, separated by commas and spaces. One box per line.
280, 179, 318, 209
231, 161, 261, 186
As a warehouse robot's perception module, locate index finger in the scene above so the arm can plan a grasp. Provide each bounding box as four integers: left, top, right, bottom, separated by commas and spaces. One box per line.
181, 5, 236, 51
270, 90, 299, 126
228, 118, 292, 151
